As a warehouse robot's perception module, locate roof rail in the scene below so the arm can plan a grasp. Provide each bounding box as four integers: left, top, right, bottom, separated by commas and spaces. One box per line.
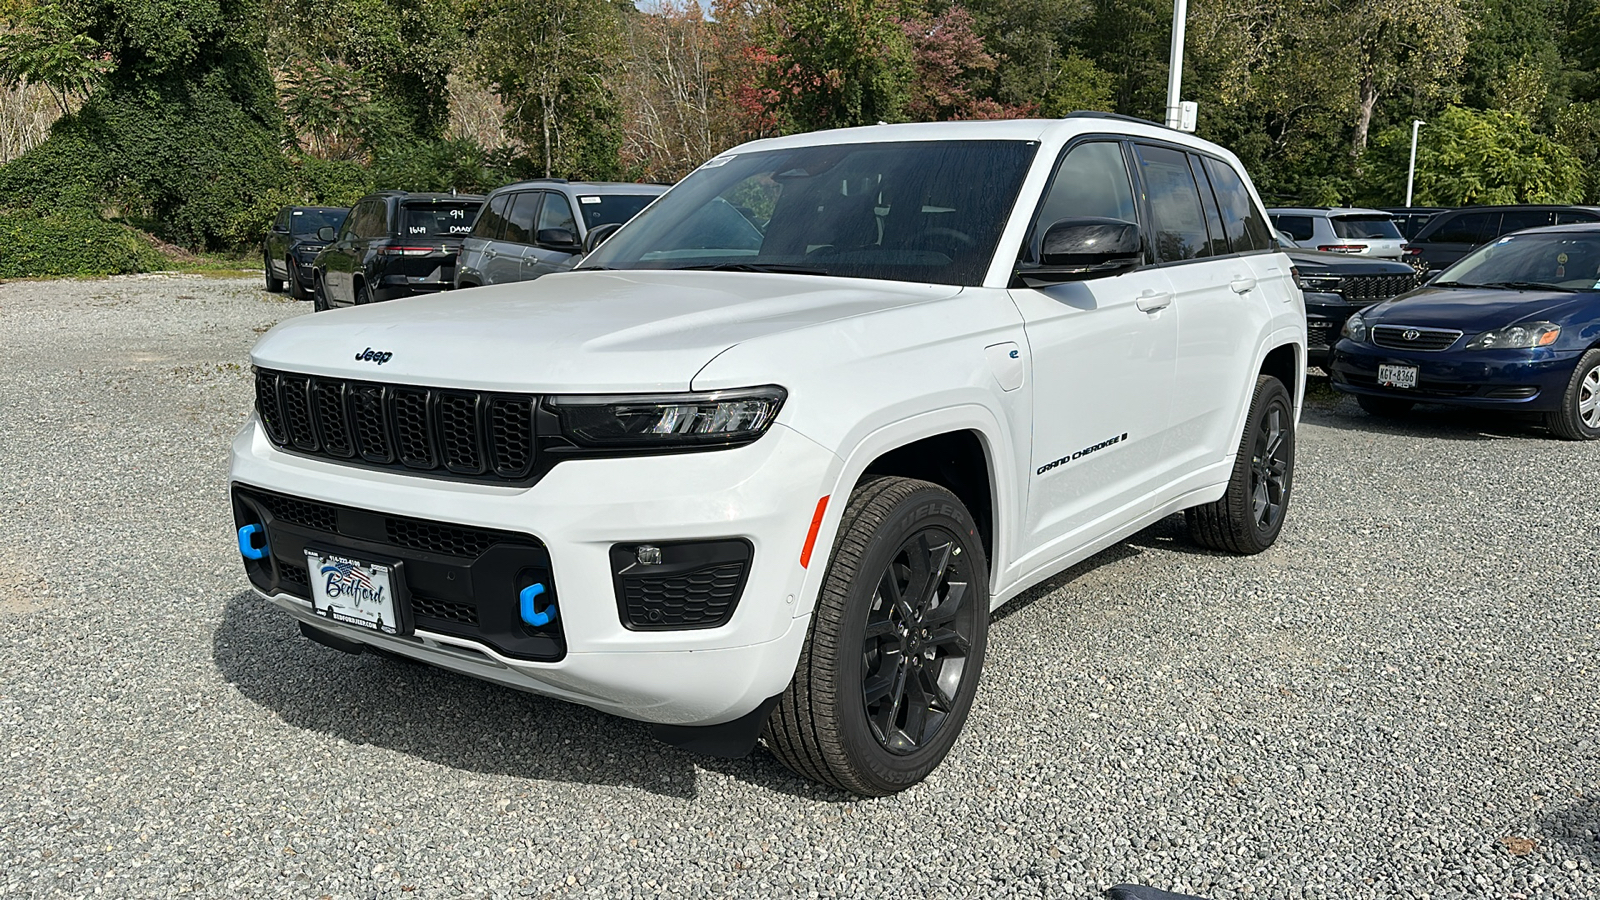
1063, 110, 1164, 127
524, 177, 569, 184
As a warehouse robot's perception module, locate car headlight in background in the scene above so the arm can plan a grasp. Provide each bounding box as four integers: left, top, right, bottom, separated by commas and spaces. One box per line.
1299, 274, 1342, 294
548, 386, 787, 448
1341, 311, 1368, 342
1465, 321, 1561, 350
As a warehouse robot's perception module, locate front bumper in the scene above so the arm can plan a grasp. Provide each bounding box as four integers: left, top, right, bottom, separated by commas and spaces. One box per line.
229, 417, 841, 726
1303, 291, 1367, 366
1328, 340, 1579, 411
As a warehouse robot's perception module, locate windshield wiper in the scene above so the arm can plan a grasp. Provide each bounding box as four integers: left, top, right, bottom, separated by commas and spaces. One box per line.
1479, 281, 1576, 292
673, 262, 832, 276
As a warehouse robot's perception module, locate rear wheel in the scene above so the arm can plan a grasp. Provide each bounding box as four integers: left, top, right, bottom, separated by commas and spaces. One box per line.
286, 259, 306, 300
263, 254, 284, 292
1544, 349, 1600, 440
1357, 394, 1414, 418
312, 273, 329, 312
355, 280, 372, 305
1187, 375, 1295, 554
764, 477, 989, 796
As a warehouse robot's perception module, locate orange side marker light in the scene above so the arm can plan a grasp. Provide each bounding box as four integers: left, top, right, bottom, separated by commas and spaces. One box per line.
799, 495, 830, 568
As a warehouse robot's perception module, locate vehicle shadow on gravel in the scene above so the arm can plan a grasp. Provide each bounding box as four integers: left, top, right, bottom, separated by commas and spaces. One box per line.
1537, 794, 1600, 864
1305, 398, 1550, 442
212, 591, 816, 799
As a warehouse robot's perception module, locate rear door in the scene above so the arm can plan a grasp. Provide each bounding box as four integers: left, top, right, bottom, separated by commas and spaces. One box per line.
460, 192, 511, 285
1009, 139, 1179, 561
524, 191, 583, 279
490, 192, 539, 284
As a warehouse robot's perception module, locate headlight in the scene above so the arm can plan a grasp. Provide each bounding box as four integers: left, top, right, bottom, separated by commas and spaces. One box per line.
1465, 321, 1560, 350
1341, 311, 1368, 342
1300, 275, 1342, 293
548, 386, 786, 448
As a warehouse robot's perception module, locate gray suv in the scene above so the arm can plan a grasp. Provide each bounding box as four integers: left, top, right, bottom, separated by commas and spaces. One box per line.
455, 180, 669, 288
1268, 207, 1406, 260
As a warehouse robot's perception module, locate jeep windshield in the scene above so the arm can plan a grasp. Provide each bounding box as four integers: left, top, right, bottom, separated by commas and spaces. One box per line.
579, 140, 1038, 286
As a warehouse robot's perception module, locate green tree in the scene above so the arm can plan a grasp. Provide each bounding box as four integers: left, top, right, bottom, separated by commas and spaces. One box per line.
1362, 105, 1582, 206
756, 0, 913, 130
465, 0, 624, 178
0, 1, 109, 114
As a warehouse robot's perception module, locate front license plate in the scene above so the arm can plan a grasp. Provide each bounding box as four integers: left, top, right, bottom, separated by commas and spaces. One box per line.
1377, 364, 1418, 389
305, 550, 400, 634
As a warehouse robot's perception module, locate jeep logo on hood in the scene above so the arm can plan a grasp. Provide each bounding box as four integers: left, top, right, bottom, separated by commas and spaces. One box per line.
355, 347, 393, 365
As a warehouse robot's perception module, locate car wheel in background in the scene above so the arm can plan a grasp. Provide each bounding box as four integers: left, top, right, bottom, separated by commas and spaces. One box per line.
264, 254, 284, 293
764, 477, 989, 796
355, 281, 372, 306
1356, 395, 1415, 419
1187, 374, 1295, 554
286, 259, 306, 300
312, 274, 329, 312
1544, 349, 1600, 441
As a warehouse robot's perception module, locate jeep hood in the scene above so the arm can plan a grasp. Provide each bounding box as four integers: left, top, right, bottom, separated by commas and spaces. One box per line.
251, 270, 962, 392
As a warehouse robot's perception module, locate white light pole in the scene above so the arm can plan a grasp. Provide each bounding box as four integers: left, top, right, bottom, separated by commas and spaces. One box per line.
1405, 119, 1425, 207
1164, 0, 1188, 130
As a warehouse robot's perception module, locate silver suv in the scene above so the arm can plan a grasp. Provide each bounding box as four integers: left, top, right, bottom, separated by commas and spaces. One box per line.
455, 180, 668, 288
1268, 207, 1406, 260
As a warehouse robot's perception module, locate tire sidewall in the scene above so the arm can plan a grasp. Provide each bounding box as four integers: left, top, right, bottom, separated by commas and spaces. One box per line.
827, 487, 990, 792
1246, 378, 1295, 548
1560, 351, 1600, 439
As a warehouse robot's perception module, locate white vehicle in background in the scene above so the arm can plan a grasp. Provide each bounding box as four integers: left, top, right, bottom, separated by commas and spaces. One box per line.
1269, 207, 1408, 259
231, 114, 1305, 796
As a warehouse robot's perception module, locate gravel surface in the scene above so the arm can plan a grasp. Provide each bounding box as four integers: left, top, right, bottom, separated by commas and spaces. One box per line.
2, 275, 1598, 899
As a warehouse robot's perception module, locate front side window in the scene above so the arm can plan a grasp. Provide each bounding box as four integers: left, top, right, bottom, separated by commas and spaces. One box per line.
581, 140, 1039, 286
577, 194, 660, 230
1204, 158, 1271, 251
1135, 144, 1208, 263
1026, 141, 1137, 262
1433, 212, 1495, 244
539, 192, 578, 235
1497, 209, 1556, 235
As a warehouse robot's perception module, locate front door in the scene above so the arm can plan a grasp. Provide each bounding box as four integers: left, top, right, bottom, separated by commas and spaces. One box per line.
1009, 140, 1178, 566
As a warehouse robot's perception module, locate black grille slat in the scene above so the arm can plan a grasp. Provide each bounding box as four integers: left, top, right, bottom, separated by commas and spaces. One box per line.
411, 594, 480, 626
385, 518, 534, 558
391, 388, 436, 469
439, 392, 485, 475
280, 376, 318, 451
1371, 324, 1461, 351
254, 369, 538, 484
350, 385, 393, 464
262, 493, 340, 532
1339, 273, 1419, 303
312, 380, 354, 457
255, 371, 287, 444
623, 563, 745, 629
489, 398, 534, 478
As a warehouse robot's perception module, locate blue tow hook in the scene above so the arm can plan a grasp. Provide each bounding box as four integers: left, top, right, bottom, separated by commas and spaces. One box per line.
237, 523, 269, 560
519, 583, 556, 627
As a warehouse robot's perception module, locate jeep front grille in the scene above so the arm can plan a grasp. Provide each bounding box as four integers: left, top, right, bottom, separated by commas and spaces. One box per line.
254, 368, 537, 483
1339, 273, 1420, 303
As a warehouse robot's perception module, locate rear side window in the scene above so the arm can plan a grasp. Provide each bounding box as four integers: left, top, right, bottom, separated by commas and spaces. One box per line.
503, 193, 541, 244
1028, 141, 1138, 262
1272, 216, 1315, 242
539, 192, 578, 234
1497, 209, 1556, 234
1134, 144, 1209, 263
1557, 210, 1599, 225
474, 193, 511, 240
1331, 215, 1402, 240
1203, 157, 1272, 251
1190, 155, 1229, 257
398, 201, 478, 238
1429, 212, 1494, 244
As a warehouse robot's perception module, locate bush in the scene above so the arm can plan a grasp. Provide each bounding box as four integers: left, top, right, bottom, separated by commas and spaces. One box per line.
0, 210, 166, 277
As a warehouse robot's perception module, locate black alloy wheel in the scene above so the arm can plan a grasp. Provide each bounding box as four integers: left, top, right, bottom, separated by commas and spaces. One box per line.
764, 477, 990, 796
264, 254, 284, 292
311, 273, 329, 312
1187, 374, 1295, 554
860, 528, 979, 754
286, 258, 305, 300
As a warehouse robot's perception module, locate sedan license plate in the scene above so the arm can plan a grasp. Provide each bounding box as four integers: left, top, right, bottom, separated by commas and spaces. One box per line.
305, 550, 400, 634
1377, 364, 1418, 389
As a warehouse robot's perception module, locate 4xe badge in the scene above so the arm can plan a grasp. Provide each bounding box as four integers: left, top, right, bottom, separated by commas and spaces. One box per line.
355, 347, 393, 365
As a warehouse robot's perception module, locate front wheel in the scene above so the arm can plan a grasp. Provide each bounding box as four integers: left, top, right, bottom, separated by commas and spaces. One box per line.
764, 477, 989, 796
311, 273, 329, 312
286, 259, 306, 300
1544, 348, 1600, 440
1186, 374, 1295, 554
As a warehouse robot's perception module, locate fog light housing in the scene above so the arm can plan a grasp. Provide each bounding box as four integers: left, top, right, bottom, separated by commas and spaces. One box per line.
610, 540, 753, 630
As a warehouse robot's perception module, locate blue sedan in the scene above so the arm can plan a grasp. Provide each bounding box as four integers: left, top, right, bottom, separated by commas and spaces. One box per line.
1329, 224, 1600, 439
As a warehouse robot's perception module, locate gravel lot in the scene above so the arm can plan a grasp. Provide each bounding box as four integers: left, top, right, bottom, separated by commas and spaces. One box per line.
2, 275, 1598, 900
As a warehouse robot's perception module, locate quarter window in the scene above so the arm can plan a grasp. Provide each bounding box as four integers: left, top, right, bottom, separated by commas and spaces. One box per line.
1203, 157, 1271, 251
1272, 216, 1315, 242
1497, 209, 1556, 234
1135, 144, 1209, 263
474, 193, 511, 241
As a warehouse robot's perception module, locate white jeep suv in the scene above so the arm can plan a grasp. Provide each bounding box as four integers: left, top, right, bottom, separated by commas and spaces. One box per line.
232, 115, 1305, 796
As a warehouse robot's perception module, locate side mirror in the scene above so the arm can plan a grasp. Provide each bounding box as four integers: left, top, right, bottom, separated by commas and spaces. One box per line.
583, 222, 622, 254
537, 228, 581, 252
317, 226, 338, 242
1017, 217, 1142, 287
272, 224, 290, 234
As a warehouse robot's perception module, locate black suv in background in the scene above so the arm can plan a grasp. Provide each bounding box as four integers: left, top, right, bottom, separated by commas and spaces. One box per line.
263, 206, 348, 299
1289, 249, 1420, 367
311, 191, 484, 311
1404, 205, 1600, 273
454, 180, 668, 288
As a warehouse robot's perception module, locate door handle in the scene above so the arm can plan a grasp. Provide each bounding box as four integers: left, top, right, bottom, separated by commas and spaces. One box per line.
1136, 290, 1173, 312
1230, 276, 1258, 294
